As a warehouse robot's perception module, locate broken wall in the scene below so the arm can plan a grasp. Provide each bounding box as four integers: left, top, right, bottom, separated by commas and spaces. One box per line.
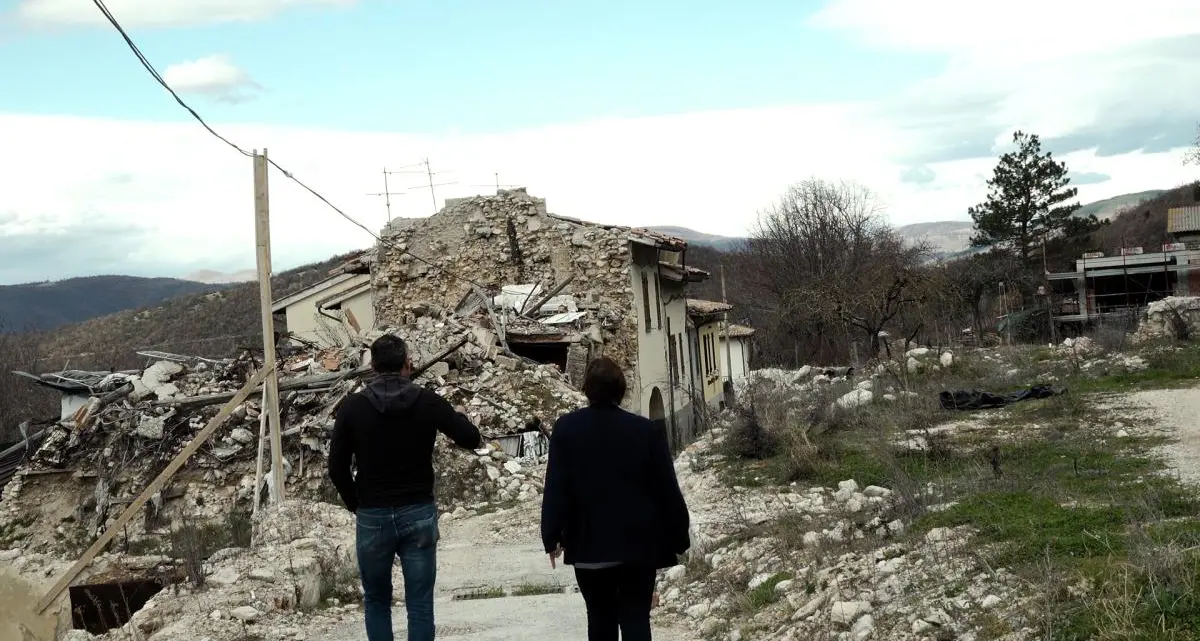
373, 188, 640, 379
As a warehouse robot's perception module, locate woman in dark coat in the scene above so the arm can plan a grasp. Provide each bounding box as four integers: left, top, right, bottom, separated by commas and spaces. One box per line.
540, 357, 691, 641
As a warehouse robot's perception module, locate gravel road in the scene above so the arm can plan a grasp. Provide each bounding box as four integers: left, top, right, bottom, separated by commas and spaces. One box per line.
316, 504, 689, 641
1127, 385, 1200, 486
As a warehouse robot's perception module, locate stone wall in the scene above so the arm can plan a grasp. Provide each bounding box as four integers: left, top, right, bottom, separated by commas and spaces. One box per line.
1133, 296, 1200, 342
372, 189, 640, 372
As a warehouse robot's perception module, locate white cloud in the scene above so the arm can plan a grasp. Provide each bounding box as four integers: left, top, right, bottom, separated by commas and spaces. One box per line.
811, 0, 1200, 166
162, 55, 261, 104
15, 0, 354, 29
0, 107, 1193, 284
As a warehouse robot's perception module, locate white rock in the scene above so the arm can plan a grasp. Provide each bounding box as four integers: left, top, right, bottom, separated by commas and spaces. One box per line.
665, 565, 687, 583
249, 568, 277, 582
907, 357, 922, 373
802, 532, 822, 547
836, 388, 874, 410
906, 347, 931, 358
940, 351, 954, 368
685, 602, 711, 618
862, 485, 890, 498
981, 594, 1002, 609
748, 573, 773, 590
485, 466, 501, 481
208, 568, 240, 587
925, 527, 955, 543
830, 600, 872, 625
230, 606, 261, 622
851, 614, 875, 640
793, 593, 826, 620
231, 428, 255, 445
774, 579, 794, 594
0, 548, 22, 561
210, 610, 223, 620
503, 460, 522, 475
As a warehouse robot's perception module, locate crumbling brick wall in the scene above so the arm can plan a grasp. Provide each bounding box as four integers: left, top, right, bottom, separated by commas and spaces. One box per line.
372, 189, 640, 373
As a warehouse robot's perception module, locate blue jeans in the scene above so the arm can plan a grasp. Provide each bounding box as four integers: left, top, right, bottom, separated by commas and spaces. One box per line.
356, 503, 440, 641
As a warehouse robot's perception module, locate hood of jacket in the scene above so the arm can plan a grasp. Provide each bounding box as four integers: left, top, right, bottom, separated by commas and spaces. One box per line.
361, 374, 422, 414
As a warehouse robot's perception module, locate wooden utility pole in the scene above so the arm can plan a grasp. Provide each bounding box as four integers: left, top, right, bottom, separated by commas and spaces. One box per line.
254, 149, 285, 505
720, 264, 735, 401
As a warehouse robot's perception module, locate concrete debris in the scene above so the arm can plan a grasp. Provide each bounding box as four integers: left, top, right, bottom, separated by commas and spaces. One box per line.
1133, 296, 1200, 342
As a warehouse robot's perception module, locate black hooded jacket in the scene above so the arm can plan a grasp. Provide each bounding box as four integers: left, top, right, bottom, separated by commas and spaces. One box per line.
328, 374, 482, 512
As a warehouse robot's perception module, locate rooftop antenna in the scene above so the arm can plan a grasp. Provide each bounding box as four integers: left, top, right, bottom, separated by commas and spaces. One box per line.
365, 165, 417, 222
469, 171, 520, 195
392, 159, 457, 215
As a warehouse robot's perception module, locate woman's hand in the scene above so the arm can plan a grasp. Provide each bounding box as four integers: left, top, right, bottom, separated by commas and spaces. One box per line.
548, 545, 564, 569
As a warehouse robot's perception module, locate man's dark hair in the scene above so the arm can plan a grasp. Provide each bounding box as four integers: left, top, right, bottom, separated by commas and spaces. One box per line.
370, 335, 410, 374
582, 356, 626, 406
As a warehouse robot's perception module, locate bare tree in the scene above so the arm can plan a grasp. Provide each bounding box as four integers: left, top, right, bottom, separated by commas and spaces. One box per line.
1187, 123, 1200, 166
740, 179, 930, 360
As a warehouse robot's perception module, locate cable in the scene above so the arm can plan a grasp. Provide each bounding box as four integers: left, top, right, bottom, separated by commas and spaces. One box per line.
90, 0, 489, 291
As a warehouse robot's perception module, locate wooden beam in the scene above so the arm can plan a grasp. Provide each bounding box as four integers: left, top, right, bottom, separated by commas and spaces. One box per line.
35, 365, 272, 614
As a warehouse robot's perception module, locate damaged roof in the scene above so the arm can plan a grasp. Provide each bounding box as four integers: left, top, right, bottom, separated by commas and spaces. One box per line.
686, 299, 733, 316
724, 323, 756, 338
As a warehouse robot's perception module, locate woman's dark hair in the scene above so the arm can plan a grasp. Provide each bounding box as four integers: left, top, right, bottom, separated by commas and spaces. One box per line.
370, 334, 410, 374
582, 357, 626, 406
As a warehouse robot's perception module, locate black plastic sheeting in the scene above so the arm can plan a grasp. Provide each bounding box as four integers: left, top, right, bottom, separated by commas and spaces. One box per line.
939, 385, 1064, 411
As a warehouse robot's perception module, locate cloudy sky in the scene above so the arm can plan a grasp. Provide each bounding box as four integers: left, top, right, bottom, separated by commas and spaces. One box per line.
1, 0, 1198, 284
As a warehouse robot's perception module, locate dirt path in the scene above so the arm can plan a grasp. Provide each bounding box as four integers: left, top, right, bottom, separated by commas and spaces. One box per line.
316, 504, 689, 641
1126, 385, 1200, 486
0, 567, 58, 641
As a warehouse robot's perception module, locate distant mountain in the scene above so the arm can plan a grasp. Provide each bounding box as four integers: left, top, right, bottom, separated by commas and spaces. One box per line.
894, 221, 975, 255
184, 268, 258, 284
1073, 190, 1165, 220
647, 226, 748, 251
0, 276, 223, 333
893, 189, 1169, 256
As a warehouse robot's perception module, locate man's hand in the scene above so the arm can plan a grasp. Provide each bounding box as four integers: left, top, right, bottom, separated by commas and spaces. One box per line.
548, 545, 563, 569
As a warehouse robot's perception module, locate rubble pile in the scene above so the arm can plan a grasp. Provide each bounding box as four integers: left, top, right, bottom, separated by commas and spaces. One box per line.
1132, 296, 1200, 342
659, 426, 1035, 641
738, 347, 958, 413
1050, 336, 1149, 374
1, 316, 590, 561
373, 188, 642, 373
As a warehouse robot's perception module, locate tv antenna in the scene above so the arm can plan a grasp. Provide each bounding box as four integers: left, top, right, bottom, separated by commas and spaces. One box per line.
469, 172, 521, 195
391, 158, 458, 215
366, 164, 420, 222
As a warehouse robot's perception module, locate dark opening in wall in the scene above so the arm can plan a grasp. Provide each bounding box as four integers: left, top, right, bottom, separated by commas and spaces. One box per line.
70, 579, 163, 634
509, 341, 569, 371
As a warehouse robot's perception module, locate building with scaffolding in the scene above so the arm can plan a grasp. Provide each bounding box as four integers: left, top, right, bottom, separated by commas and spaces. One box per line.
1046, 205, 1200, 328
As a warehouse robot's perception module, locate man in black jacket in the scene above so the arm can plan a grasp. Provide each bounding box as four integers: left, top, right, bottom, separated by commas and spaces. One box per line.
328, 334, 482, 641
541, 357, 690, 641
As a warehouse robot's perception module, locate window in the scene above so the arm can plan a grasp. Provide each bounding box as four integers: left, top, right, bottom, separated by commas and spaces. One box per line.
677, 334, 686, 381
641, 273, 651, 333
652, 279, 661, 329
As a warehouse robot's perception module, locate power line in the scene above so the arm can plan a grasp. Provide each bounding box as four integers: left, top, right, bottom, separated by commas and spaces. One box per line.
89, 0, 488, 291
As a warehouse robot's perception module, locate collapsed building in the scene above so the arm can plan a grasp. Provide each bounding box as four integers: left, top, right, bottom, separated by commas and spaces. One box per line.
276, 188, 741, 450
1, 188, 743, 638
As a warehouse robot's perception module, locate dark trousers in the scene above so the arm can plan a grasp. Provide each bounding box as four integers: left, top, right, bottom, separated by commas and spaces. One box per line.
356, 503, 440, 641
574, 565, 657, 641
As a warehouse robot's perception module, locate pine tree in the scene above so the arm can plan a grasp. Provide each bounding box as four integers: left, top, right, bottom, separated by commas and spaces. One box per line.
969, 130, 1083, 261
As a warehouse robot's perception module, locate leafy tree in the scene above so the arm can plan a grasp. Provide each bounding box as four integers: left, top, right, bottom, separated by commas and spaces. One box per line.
969, 131, 1088, 262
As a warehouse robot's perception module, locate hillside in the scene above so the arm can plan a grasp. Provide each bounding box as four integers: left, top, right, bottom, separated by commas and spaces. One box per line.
1074, 189, 1165, 220
23, 252, 358, 370
0, 276, 223, 333
647, 226, 747, 251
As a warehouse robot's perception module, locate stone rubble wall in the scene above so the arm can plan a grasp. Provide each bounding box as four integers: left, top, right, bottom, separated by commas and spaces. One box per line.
1133, 296, 1200, 342
372, 188, 640, 373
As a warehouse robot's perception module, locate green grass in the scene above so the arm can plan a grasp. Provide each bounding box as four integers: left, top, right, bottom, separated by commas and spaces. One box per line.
453, 586, 505, 601
512, 582, 563, 597
734, 572, 793, 615
1072, 344, 1200, 393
